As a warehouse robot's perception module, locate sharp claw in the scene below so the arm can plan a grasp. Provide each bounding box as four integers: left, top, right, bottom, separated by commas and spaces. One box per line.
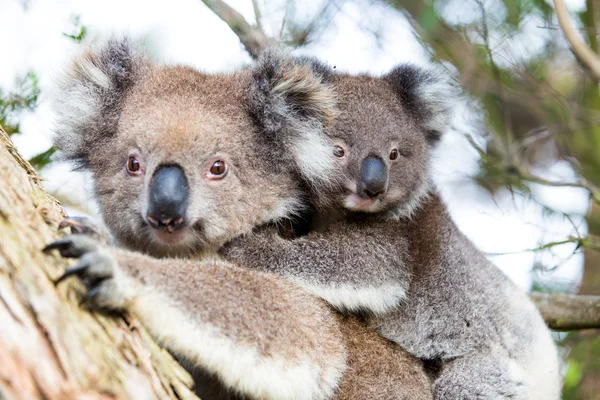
80, 286, 101, 307
58, 219, 73, 230
43, 238, 72, 253
59, 218, 92, 235
58, 217, 104, 238
59, 219, 81, 232
54, 260, 91, 285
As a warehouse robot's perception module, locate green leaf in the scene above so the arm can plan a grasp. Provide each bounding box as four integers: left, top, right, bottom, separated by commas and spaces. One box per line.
563, 361, 583, 388
62, 15, 87, 43
0, 72, 40, 136
28, 147, 56, 171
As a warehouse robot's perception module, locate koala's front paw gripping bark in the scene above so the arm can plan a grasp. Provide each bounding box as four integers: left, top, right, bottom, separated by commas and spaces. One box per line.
44, 235, 133, 310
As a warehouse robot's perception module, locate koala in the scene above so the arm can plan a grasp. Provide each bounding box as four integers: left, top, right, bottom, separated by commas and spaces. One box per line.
221, 63, 561, 399
44, 38, 434, 400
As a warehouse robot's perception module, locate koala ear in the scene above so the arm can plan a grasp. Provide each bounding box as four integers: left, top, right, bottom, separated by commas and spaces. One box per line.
249, 48, 338, 188
53, 37, 147, 169
385, 64, 458, 143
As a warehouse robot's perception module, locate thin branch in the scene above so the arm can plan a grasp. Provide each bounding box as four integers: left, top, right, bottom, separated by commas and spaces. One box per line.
487, 233, 600, 256
486, 237, 584, 256
553, 0, 600, 80
279, 1, 290, 39
464, 132, 600, 205
252, 0, 263, 32
531, 292, 600, 330
474, 0, 515, 154
518, 170, 600, 204
286, 0, 343, 47
200, 0, 269, 58
463, 133, 487, 158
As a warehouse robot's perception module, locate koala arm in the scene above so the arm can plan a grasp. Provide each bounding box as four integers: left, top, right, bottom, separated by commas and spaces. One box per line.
47, 236, 347, 400
221, 221, 412, 315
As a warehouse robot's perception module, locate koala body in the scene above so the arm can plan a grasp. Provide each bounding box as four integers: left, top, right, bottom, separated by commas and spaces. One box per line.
222, 64, 561, 399
48, 39, 433, 400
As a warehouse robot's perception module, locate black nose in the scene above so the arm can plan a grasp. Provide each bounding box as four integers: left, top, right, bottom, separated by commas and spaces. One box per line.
357, 156, 387, 198
147, 165, 188, 232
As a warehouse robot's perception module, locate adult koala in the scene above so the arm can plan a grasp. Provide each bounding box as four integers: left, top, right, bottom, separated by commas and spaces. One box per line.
45, 38, 433, 400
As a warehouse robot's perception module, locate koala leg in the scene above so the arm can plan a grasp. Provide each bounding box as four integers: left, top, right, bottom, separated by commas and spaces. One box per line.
221, 222, 411, 315
433, 353, 528, 400
45, 236, 347, 400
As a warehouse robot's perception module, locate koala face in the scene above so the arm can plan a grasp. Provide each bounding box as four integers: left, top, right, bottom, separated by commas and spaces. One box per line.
93, 68, 304, 257
54, 40, 336, 257
318, 65, 456, 217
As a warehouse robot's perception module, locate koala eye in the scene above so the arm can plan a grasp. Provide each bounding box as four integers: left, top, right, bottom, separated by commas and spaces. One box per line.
127, 156, 142, 175
333, 146, 345, 158
208, 160, 227, 178
389, 149, 399, 160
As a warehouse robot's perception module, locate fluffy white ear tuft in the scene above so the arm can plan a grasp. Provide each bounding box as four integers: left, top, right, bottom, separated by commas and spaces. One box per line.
249, 48, 339, 189
269, 61, 337, 126
52, 37, 147, 169
385, 63, 459, 142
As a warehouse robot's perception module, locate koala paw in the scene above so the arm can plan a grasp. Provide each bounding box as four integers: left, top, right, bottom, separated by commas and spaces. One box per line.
44, 235, 133, 311
58, 216, 111, 245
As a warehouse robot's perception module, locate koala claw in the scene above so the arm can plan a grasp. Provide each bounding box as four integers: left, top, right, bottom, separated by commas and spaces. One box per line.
54, 260, 92, 285
45, 235, 130, 310
79, 286, 102, 308
43, 235, 100, 258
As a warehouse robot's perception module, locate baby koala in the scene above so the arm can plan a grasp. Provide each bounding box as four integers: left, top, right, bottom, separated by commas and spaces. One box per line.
221, 62, 561, 399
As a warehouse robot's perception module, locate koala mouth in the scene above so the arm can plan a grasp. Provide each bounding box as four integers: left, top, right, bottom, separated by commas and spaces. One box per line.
139, 215, 205, 249
151, 226, 189, 243
343, 191, 382, 212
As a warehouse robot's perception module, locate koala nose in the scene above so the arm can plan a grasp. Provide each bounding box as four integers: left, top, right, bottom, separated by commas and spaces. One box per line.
147, 165, 188, 232
358, 156, 387, 199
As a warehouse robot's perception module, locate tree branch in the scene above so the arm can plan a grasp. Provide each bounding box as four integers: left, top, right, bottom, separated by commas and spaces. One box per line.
531, 292, 600, 330
519, 170, 600, 205
200, 0, 269, 58
464, 132, 600, 205
553, 0, 600, 80
486, 237, 585, 256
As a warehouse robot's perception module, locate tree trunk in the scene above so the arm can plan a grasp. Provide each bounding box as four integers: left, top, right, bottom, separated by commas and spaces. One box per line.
0, 126, 199, 400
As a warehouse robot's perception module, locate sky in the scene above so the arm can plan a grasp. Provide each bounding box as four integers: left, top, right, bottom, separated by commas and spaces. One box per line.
1, 0, 590, 291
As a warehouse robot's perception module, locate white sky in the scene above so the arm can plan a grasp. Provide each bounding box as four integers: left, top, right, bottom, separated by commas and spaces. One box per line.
1, 0, 590, 291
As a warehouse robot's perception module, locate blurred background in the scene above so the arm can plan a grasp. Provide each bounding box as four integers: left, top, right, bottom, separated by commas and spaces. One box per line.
1, 0, 598, 397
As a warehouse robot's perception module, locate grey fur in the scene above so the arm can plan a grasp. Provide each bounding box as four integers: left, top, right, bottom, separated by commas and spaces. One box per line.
222, 61, 561, 399
50, 38, 433, 400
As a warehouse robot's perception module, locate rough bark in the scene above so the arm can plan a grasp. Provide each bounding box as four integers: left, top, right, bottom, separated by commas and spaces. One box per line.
0, 126, 199, 400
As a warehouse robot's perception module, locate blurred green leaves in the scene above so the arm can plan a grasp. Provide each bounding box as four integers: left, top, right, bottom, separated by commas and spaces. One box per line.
564, 360, 583, 390
0, 15, 89, 172
561, 332, 600, 399
0, 72, 40, 136
0, 72, 55, 171
62, 15, 87, 43
28, 146, 56, 170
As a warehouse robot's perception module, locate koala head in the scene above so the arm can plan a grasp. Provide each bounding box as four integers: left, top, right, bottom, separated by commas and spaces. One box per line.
53, 39, 336, 257
317, 64, 457, 218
